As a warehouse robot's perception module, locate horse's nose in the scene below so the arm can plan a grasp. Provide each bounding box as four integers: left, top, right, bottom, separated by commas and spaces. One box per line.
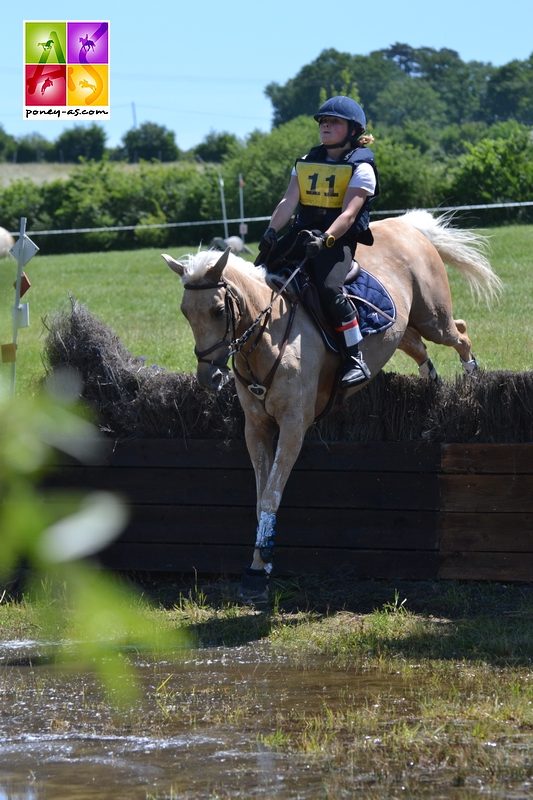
197, 364, 231, 392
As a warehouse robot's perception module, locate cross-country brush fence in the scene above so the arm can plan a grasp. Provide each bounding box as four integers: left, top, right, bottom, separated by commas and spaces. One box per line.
42, 302, 533, 582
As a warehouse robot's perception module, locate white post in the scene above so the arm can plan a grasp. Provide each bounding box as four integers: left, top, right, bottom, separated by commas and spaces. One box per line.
6, 217, 38, 396
10, 217, 27, 394
238, 173, 247, 243
218, 172, 229, 239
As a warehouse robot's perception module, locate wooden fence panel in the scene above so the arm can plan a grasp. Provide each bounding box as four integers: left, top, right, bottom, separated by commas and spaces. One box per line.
101, 542, 439, 580
438, 443, 533, 581
46, 439, 533, 582
439, 553, 533, 583
119, 505, 439, 551
442, 443, 533, 474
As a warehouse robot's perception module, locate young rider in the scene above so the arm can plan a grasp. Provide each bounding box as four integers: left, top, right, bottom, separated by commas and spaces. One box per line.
258, 95, 379, 387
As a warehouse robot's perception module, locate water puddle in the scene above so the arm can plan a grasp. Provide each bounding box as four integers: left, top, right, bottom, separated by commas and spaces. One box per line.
0, 639, 529, 799
0, 639, 410, 799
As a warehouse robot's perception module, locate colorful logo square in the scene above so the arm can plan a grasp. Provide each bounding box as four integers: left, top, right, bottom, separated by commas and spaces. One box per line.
24, 20, 110, 120
67, 65, 109, 106
25, 22, 67, 64
67, 22, 109, 64
25, 65, 66, 105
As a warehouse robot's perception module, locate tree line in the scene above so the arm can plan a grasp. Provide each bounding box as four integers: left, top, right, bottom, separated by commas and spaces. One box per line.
2, 44, 533, 164
0, 44, 532, 252
266, 43, 533, 129
0, 120, 238, 165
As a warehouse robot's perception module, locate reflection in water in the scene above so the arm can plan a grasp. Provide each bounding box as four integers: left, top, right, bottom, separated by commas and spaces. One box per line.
0, 640, 406, 799
0, 789, 39, 800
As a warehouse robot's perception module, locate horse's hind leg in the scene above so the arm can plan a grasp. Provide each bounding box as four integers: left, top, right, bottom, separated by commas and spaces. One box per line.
398, 326, 438, 380
416, 316, 478, 374
454, 319, 478, 373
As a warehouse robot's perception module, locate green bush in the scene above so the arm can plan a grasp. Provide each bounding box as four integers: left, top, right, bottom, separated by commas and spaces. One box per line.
372, 137, 448, 210
1, 119, 531, 254
0, 178, 54, 234
448, 121, 533, 224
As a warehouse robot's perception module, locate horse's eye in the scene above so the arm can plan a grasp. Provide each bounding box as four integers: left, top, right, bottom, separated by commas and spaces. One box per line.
212, 305, 225, 318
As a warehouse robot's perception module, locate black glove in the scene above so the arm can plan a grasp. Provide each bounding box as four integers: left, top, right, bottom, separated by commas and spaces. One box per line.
305, 229, 325, 258
255, 226, 278, 266
259, 226, 278, 249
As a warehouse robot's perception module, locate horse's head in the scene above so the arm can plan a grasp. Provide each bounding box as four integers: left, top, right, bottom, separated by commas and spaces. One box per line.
162, 247, 236, 392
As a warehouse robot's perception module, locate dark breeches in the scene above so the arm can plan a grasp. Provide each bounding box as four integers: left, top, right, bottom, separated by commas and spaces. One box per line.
268, 230, 357, 324
306, 245, 356, 323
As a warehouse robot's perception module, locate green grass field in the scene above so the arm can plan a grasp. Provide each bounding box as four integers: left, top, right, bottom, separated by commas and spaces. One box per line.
1, 223, 531, 397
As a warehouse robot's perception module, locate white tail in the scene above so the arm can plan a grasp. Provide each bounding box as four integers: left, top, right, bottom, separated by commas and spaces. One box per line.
401, 210, 503, 305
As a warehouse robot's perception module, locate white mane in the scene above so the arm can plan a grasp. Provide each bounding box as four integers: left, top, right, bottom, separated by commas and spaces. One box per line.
180, 248, 266, 285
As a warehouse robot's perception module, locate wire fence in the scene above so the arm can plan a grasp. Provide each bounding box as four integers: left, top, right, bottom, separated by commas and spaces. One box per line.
8, 200, 533, 239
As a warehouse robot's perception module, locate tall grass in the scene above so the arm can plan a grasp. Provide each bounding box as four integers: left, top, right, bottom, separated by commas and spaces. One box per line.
0, 224, 531, 397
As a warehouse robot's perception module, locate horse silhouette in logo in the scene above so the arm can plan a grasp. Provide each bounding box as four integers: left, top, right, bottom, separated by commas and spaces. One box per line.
41, 77, 54, 95
79, 35, 96, 52
80, 78, 97, 92
38, 40, 54, 51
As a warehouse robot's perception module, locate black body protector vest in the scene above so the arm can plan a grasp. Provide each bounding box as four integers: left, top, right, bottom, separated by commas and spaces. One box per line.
294, 145, 379, 246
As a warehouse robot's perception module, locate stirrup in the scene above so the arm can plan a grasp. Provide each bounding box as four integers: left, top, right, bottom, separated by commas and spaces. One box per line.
340, 353, 371, 388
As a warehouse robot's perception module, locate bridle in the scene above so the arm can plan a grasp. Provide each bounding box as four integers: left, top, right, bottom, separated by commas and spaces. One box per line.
184, 262, 302, 399
185, 279, 242, 369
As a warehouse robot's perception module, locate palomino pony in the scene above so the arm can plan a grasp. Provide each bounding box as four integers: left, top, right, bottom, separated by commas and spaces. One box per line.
162, 211, 502, 602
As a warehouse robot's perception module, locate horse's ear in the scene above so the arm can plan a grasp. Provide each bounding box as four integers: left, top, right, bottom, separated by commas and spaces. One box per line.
206, 246, 231, 283
161, 253, 185, 276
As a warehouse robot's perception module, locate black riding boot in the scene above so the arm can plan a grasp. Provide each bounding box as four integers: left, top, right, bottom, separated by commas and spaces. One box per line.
339, 342, 371, 387
333, 304, 371, 388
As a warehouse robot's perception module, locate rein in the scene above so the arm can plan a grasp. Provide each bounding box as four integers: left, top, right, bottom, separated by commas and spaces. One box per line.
185, 260, 305, 400
229, 260, 303, 356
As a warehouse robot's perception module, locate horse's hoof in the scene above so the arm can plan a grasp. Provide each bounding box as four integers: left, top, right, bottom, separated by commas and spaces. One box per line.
419, 358, 439, 381
461, 356, 478, 375
238, 568, 270, 608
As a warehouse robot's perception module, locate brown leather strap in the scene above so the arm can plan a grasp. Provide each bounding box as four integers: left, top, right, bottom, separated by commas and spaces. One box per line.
233, 300, 298, 401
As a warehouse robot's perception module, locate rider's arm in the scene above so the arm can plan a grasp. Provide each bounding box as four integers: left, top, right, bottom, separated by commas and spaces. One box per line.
325, 186, 369, 241
325, 163, 376, 241
268, 175, 300, 233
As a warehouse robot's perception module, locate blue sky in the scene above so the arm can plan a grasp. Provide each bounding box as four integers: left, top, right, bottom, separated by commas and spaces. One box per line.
3, 0, 533, 151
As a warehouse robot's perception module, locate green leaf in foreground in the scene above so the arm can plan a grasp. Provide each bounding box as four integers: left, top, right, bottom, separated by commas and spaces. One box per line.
0, 378, 188, 705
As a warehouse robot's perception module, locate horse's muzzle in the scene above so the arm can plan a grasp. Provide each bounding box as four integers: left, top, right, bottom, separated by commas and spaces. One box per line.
197, 363, 232, 392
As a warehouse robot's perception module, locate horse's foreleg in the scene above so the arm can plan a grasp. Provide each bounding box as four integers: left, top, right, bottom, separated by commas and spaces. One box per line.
244, 414, 277, 519
240, 416, 307, 605
242, 415, 277, 585
249, 419, 307, 572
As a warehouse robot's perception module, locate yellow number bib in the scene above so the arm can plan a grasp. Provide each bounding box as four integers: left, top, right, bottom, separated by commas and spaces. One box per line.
295, 161, 353, 209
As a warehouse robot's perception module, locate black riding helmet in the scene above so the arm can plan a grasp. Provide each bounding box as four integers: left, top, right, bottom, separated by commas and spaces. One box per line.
314, 95, 366, 148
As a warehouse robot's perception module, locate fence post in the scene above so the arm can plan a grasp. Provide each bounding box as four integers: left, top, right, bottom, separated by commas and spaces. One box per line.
3, 217, 39, 395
